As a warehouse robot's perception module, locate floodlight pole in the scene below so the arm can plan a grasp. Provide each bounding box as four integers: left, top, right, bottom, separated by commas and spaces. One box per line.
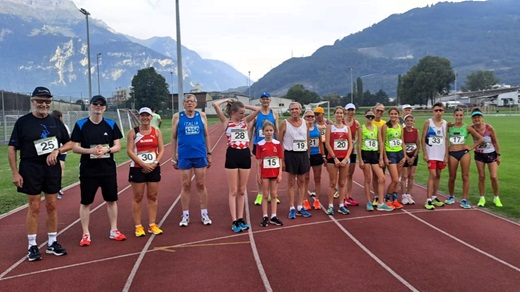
96, 53, 101, 95
175, 0, 184, 112
79, 8, 92, 99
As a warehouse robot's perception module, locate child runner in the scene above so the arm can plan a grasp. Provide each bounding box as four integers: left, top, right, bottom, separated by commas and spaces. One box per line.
343, 103, 360, 207
400, 114, 420, 205
303, 110, 324, 210
381, 108, 405, 209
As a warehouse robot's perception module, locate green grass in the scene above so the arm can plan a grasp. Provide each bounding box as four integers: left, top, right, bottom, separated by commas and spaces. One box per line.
1, 114, 518, 221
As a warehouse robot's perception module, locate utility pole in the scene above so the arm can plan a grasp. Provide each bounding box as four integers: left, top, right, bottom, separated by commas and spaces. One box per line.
79, 8, 92, 99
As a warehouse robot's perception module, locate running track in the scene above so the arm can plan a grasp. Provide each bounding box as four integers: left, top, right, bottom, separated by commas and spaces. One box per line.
1, 123, 519, 291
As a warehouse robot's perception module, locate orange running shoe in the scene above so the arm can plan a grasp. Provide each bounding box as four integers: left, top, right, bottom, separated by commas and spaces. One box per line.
79, 233, 91, 247
313, 199, 321, 210
392, 200, 403, 209
303, 200, 312, 211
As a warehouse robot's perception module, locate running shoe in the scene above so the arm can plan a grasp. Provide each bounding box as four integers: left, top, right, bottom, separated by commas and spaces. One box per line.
326, 206, 334, 215
260, 216, 269, 227
148, 224, 163, 235
201, 214, 212, 225
401, 194, 410, 205
288, 209, 297, 219
254, 194, 263, 205
460, 199, 471, 209
179, 216, 190, 227
303, 200, 312, 211
28, 245, 42, 262
232, 221, 242, 233
338, 206, 350, 215
392, 200, 403, 209
267, 196, 281, 204
333, 188, 339, 199
313, 199, 321, 210
270, 216, 284, 226
345, 196, 359, 206
445, 196, 456, 205
392, 192, 399, 201
79, 233, 91, 247
384, 193, 392, 202
425, 200, 435, 210
135, 225, 146, 237
109, 230, 127, 241
477, 197, 486, 207
493, 197, 503, 207
237, 218, 249, 230
57, 189, 63, 200
297, 208, 312, 217
308, 190, 316, 197
366, 202, 374, 211
377, 203, 394, 212
46, 241, 67, 256
408, 194, 415, 205
432, 198, 445, 207
372, 196, 379, 206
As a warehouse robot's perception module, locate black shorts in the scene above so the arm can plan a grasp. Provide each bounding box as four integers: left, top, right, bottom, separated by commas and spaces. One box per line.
350, 153, 357, 163
403, 153, 419, 167
18, 160, 61, 195
58, 153, 67, 162
309, 154, 324, 166
449, 150, 469, 161
474, 151, 498, 164
80, 174, 118, 205
361, 150, 380, 165
284, 150, 310, 175
225, 147, 251, 169
252, 144, 257, 156
129, 166, 161, 183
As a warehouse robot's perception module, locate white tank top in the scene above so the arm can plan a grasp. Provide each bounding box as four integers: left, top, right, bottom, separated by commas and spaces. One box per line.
283, 119, 308, 151
425, 118, 447, 161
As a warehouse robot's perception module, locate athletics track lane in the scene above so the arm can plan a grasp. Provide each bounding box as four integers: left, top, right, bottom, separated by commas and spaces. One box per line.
0, 123, 519, 291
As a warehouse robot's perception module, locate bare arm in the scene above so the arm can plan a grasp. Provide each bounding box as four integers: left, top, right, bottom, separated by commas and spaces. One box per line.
466, 125, 483, 151
171, 113, 179, 167
421, 120, 430, 162
244, 106, 262, 124
201, 112, 212, 168
8, 146, 23, 188
212, 99, 231, 124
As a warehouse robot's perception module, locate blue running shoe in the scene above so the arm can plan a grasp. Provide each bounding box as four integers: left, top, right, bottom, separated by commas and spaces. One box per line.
392, 192, 399, 201
326, 206, 334, 215
460, 199, 471, 209
288, 209, 297, 219
366, 202, 374, 211
445, 196, 456, 205
297, 208, 312, 217
338, 206, 350, 215
377, 203, 394, 212
237, 218, 249, 230
232, 221, 242, 233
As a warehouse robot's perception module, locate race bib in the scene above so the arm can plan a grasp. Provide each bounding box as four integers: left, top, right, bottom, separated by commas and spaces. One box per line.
89, 144, 110, 159
258, 130, 265, 138
33, 136, 58, 156
292, 140, 307, 151
334, 139, 348, 150
389, 138, 402, 147
428, 136, 444, 146
478, 142, 490, 149
185, 125, 200, 135
310, 138, 319, 148
364, 139, 378, 150
137, 151, 157, 163
231, 129, 248, 143
449, 135, 465, 145
263, 156, 280, 169
405, 143, 417, 152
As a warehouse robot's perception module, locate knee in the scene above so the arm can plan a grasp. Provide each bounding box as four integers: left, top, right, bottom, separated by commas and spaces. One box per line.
181, 181, 191, 192
147, 193, 158, 202
134, 194, 144, 203
29, 201, 40, 214
195, 182, 205, 192
236, 191, 245, 197
490, 175, 498, 183
408, 174, 415, 181
378, 177, 386, 185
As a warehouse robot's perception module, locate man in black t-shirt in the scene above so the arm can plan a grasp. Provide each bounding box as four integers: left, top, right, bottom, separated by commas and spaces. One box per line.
71, 95, 126, 246
8, 86, 72, 261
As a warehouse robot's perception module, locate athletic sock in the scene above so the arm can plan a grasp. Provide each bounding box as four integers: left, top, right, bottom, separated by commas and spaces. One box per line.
48, 232, 57, 246
201, 209, 208, 216
28, 234, 37, 249
183, 210, 189, 218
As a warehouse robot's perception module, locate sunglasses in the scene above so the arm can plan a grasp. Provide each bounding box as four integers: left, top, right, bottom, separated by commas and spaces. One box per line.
365, 115, 375, 119
375, 109, 384, 113
434, 109, 444, 112
92, 102, 106, 107
304, 115, 315, 118
32, 99, 52, 104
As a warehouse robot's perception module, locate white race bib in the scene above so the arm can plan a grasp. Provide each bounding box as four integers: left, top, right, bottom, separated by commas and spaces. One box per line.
334, 139, 348, 150
389, 138, 402, 147
310, 138, 319, 148
449, 135, 465, 145
231, 129, 248, 143
33, 136, 58, 156
364, 139, 378, 150
292, 140, 307, 151
137, 151, 157, 163
428, 136, 444, 146
258, 129, 265, 138
89, 144, 110, 159
185, 125, 200, 135
263, 156, 280, 169
405, 143, 417, 152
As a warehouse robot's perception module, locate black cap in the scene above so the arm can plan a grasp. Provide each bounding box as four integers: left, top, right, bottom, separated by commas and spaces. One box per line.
32, 86, 53, 97
90, 95, 107, 105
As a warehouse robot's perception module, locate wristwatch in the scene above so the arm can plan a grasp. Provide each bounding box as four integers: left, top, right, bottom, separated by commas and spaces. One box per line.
106, 146, 111, 153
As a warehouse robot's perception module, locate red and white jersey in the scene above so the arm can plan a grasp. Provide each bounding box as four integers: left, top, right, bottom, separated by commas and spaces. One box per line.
226, 119, 249, 149
328, 124, 349, 159
131, 127, 159, 168
256, 139, 284, 178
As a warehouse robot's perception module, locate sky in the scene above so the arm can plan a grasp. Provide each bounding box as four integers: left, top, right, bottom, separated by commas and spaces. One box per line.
71, 0, 468, 81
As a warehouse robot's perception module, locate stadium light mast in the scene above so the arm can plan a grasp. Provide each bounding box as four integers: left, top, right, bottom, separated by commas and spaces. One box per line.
96, 53, 102, 95
79, 8, 92, 99
175, 0, 184, 112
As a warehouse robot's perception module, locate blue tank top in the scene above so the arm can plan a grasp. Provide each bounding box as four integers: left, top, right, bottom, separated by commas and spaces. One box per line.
178, 111, 206, 158
309, 123, 320, 155
253, 109, 276, 144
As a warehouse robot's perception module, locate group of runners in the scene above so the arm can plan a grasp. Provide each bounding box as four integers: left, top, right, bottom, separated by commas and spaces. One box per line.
8, 87, 502, 262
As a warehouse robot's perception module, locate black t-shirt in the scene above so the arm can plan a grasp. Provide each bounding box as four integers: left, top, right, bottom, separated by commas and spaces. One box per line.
71, 117, 123, 177
9, 113, 70, 163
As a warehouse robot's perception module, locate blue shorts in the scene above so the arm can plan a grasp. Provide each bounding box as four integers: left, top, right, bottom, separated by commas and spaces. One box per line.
178, 157, 208, 170
387, 151, 404, 164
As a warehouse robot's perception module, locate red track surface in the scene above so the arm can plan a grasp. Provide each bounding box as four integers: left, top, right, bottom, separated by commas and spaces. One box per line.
1, 123, 519, 291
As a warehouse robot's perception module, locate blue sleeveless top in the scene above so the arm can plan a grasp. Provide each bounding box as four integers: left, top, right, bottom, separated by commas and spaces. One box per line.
178, 111, 206, 158
253, 109, 276, 145
309, 123, 321, 155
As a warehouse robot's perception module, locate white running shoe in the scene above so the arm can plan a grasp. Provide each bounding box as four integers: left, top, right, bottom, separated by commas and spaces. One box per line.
201, 214, 212, 225
179, 216, 189, 227
401, 194, 410, 205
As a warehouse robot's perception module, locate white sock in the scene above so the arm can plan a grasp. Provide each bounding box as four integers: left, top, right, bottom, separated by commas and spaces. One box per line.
297, 205, 302, 211
183, 210, 189, 217
329, 204, 334, 208
271, 214, 277, 218
28, 234, 37, 249
48, 232, 57, 246
480, 196, 485, 199
201, 209, 208, 216
338, 203, 344, 209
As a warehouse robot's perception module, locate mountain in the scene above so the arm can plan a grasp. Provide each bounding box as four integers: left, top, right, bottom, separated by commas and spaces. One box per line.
0, 0, 247, 99
250, 0, 520, 98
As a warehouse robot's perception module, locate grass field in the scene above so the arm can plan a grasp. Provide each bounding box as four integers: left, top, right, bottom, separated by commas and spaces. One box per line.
1, 114, 518, 221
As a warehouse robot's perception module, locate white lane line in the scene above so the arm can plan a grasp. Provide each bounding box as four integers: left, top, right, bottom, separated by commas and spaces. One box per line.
403, 209, 520, 272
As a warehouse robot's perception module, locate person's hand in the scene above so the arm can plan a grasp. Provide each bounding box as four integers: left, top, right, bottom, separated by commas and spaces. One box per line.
46, 149, 59, 166
12, 173, 23, 188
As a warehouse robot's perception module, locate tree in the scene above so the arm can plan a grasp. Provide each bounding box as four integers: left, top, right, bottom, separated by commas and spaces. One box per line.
322, 93, 342, 107
461, 70, 499, 92
398, 56, 455, 106
284, 84, 320, 105
130, 67, 170, 109
355, 77, 364, 105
